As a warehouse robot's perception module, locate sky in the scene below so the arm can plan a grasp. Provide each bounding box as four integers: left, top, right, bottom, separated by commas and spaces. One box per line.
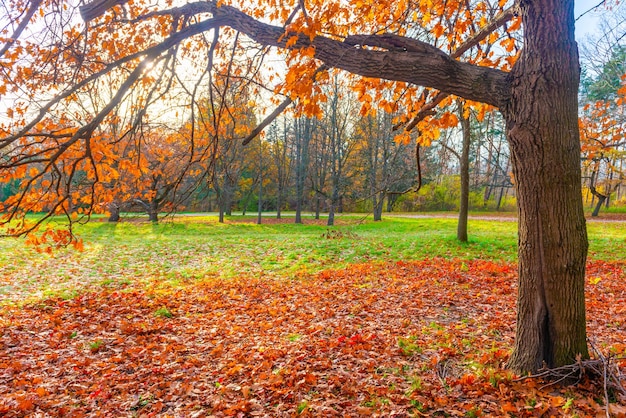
575, 0, 606, 40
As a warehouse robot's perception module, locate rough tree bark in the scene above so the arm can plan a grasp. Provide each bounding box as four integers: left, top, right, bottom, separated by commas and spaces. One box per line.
503, 0, 589, 371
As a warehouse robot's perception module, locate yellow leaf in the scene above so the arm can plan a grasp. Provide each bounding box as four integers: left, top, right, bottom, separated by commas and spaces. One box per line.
589, 276, 602, 285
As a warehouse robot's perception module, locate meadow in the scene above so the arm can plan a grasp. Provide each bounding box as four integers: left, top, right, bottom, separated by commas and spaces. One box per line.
1, 213, 624, 305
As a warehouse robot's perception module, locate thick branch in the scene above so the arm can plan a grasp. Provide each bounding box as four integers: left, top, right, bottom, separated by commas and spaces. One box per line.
212, 4, 510, 107
81, 0, 511, 108
80, 0, 129, 21
395, 4, 519, 131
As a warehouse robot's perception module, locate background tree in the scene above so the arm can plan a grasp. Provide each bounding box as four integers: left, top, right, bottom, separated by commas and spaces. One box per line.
579, 11, 626, 216
353, 109, 417, 221
457, 102, 471, 242
293, 115, 313, 224
267, 117, 293, 219
320, 76, 357, 226
199, 77, 257, 223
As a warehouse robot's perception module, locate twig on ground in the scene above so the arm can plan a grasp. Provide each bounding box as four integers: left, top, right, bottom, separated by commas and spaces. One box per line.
514, 343, 626, 415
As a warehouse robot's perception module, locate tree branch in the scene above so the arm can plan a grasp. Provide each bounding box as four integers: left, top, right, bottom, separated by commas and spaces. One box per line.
81, 0, 511, 108
395, 4, 519, 131
242, 64, 329, 145
80, 0, 129, 21
0, 0, 43, 58
452, 4, 519, 59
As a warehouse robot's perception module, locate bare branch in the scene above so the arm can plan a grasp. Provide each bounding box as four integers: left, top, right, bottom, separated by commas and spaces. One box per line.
242, 97, 292, 146
576, 0, 607, 22
242, 64, 329, 145
405, 92, 447, 131
0, 0, 43, 58
451, 4, 519, 59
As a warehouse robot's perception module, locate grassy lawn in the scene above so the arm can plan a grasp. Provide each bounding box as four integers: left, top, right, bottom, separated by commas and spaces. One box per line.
0, 213, 624, 305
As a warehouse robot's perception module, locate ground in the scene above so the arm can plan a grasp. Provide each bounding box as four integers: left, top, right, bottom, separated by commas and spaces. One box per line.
1, 257, 625, 417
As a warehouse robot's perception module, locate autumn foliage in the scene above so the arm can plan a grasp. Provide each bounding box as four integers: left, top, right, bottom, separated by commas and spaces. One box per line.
579, 80, 626, 213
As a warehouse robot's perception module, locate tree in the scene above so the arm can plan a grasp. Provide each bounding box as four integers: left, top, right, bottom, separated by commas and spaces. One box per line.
127, 127, 199, 223
267, 117, 293, 219
475, 110, 512, 209
580, 41, 626, 216
197, 77, 257, 223
293, 116, 313, 224
579, 97, 626, 216
353, 109, 417, 221
0, 0, 589, 373
457, 102, 471, 242
319, 76, 357, 226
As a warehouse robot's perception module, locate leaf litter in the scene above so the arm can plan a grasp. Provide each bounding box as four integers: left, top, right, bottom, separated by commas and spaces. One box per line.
0, 258, 625, 416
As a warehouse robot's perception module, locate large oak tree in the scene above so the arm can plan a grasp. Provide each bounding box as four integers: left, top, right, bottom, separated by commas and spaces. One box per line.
0, 0, 590, 372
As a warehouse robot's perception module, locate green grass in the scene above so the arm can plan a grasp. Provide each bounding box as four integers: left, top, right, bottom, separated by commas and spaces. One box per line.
0, 213, 625, 305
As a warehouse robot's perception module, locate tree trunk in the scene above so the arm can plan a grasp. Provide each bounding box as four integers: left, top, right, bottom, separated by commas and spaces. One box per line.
108, 202, 120, 222
294, 118, 310, 225
327, 196, 335, 226
606, 166, 614, 208
504, 0, 588, 373
457, 102, 471, 242
295, 191, 303, 223
590, 185, 607, 217
386, 193, 398, 212
494, 187, 501, 209
373, 193, 384, 221
315, 196, 321, 219
257, 172, 263, 225
148, 200, 158, 223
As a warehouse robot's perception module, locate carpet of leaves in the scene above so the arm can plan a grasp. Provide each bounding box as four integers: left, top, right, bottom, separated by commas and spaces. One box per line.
1, 259, 625, 417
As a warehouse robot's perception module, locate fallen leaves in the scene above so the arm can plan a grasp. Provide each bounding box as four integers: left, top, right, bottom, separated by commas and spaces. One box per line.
0, 259, 624, 416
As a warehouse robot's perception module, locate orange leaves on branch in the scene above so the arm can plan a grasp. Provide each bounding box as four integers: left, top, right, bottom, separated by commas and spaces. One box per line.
393, 131, 412, 145
438, 111, 459, 127
432, 23, 445, 39
508, 16, 522, 32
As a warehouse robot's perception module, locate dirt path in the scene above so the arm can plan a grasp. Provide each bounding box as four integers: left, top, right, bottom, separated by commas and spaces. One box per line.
173, 211, 626, 223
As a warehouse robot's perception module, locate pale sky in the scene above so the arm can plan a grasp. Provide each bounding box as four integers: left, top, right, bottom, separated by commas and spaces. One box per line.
575, 0, 605, 40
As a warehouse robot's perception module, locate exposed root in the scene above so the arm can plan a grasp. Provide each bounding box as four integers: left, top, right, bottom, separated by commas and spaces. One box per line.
515, 342, 626, 417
